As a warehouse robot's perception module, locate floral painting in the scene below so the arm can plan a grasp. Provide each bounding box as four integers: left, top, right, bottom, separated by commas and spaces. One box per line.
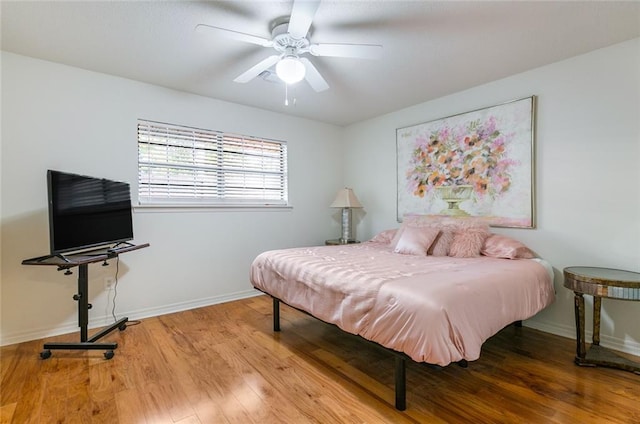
396, 96, 536, 228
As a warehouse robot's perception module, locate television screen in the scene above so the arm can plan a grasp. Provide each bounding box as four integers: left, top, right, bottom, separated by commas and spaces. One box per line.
47, 170, 134, 254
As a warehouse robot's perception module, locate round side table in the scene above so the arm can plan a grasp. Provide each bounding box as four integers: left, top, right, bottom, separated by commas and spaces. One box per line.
563, 266, 640, 374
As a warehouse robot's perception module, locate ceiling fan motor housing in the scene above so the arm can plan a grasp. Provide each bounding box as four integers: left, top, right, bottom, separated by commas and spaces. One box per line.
272, 22, 310, 56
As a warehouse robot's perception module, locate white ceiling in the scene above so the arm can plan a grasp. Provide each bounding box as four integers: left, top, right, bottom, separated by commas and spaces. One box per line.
2, 1, 639, 126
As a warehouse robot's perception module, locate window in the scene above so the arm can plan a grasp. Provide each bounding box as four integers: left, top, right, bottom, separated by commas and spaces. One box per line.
137, 120, 288, 206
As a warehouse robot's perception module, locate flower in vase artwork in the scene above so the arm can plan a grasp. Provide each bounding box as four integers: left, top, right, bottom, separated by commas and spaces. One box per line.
406, 116, 515, 200
396, 97, 535, 228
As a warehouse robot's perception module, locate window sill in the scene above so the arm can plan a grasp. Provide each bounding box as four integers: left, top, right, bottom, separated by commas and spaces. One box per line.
133, 204, 293, 213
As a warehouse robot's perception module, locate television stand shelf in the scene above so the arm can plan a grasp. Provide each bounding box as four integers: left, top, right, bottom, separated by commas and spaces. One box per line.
22, 243, 149, 360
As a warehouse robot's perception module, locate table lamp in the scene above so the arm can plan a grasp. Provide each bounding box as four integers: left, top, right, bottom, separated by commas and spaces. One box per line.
330, 188, 363, 243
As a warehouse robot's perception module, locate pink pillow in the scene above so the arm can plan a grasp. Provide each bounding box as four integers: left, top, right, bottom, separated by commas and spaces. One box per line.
390, 225, 406, 247
481, 234, 535, 259
393, 226, 440, 256
428, 230, 455, 256
369, 229, 398, 244
392, 215, 447, 246
397, 215, 491, 257
449, 226, 490, 258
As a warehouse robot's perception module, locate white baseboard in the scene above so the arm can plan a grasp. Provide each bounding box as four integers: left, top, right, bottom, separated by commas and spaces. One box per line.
0, 289, 261, 347
524, 318, 640, 357
4, 293, 639, 359
123, 289, 262, 323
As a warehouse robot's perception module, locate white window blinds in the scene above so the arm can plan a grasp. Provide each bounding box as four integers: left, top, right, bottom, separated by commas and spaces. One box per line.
137, 120, 288, 206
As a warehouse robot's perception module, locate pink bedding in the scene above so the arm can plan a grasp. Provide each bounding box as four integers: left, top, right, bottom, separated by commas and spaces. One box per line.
250, 241, 554, 366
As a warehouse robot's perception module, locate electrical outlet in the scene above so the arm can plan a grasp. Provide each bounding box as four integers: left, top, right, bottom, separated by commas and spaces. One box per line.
104, 277, 115, 290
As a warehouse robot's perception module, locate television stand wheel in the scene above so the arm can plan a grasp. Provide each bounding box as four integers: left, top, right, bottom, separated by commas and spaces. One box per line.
104, 350, 115, 360
118, 323, 127, 331
40, 349, 52, 360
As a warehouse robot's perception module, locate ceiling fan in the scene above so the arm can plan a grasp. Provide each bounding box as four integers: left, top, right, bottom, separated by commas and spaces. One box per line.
195, 0, 383, 92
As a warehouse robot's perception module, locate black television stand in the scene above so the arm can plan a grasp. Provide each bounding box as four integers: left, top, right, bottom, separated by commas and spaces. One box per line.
22, 243, 149, 359
54, 253, 73, 263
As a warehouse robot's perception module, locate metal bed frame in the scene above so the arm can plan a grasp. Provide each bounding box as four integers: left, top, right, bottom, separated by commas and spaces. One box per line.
265, 295, 523, 411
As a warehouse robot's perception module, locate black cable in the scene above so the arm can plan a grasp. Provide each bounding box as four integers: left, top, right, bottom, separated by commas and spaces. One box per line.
109, 255, 142, 327
111, 256, 119, 323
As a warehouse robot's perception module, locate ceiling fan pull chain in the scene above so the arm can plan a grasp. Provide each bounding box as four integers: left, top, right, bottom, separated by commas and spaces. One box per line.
285, 83, 289, 106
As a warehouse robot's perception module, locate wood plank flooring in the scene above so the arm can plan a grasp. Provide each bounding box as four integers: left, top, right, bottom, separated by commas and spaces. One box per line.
1, 295, 639, 423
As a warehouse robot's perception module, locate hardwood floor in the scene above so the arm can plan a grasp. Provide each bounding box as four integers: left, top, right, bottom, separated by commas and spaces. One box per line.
2, 295, 639, 423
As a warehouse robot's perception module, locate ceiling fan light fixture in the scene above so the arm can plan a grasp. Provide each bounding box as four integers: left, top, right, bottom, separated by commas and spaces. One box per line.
276, 56, 306, 84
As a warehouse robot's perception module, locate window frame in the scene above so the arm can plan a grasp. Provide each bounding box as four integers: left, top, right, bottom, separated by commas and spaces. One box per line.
137, 120, 289, 209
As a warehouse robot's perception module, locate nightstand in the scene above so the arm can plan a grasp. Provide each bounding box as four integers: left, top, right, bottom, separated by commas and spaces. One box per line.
325, 239, 360, 246
563, 266, 640, 374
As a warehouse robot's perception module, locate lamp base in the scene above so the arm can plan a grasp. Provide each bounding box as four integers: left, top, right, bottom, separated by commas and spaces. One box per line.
340, 208, 353, 243
325, 238, 360, 246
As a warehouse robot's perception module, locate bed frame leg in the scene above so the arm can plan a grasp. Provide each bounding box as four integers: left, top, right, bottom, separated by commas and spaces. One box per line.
272, 297, 281, 332
394, 356, 406, 411
515, 320, 523, 328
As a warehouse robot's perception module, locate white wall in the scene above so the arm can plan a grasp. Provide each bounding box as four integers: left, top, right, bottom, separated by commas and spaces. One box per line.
343, 38, 640, 355
2, 39, 639, 355
0, 52, 344, 345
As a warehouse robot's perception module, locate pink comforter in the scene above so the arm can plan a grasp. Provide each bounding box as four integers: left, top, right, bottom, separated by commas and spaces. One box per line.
250, 241, 554, 366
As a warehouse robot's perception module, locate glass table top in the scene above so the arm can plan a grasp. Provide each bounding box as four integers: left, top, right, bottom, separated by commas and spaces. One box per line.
564, 266, 640, 283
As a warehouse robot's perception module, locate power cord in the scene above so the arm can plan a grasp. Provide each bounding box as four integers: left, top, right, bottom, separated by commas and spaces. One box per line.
108, 256, 142, 327
110, 256, 119, 322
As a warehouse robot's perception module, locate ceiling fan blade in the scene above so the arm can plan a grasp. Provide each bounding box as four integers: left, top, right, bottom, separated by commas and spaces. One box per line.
234, 55, 281, 83
300, 58, 329, 92
309, 43, 383, 60
287, 0, 320, 39
195, 24, 273, 47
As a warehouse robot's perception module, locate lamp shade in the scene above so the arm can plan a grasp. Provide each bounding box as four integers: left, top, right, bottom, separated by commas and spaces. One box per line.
330, 188, 363, 208
276, 56, 306, 84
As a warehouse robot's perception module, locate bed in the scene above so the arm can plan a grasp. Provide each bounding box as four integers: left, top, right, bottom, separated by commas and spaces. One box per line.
250, 221, 555, 410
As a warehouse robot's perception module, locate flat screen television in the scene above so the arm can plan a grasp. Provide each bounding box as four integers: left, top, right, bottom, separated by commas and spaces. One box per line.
47, 170, 134, 255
